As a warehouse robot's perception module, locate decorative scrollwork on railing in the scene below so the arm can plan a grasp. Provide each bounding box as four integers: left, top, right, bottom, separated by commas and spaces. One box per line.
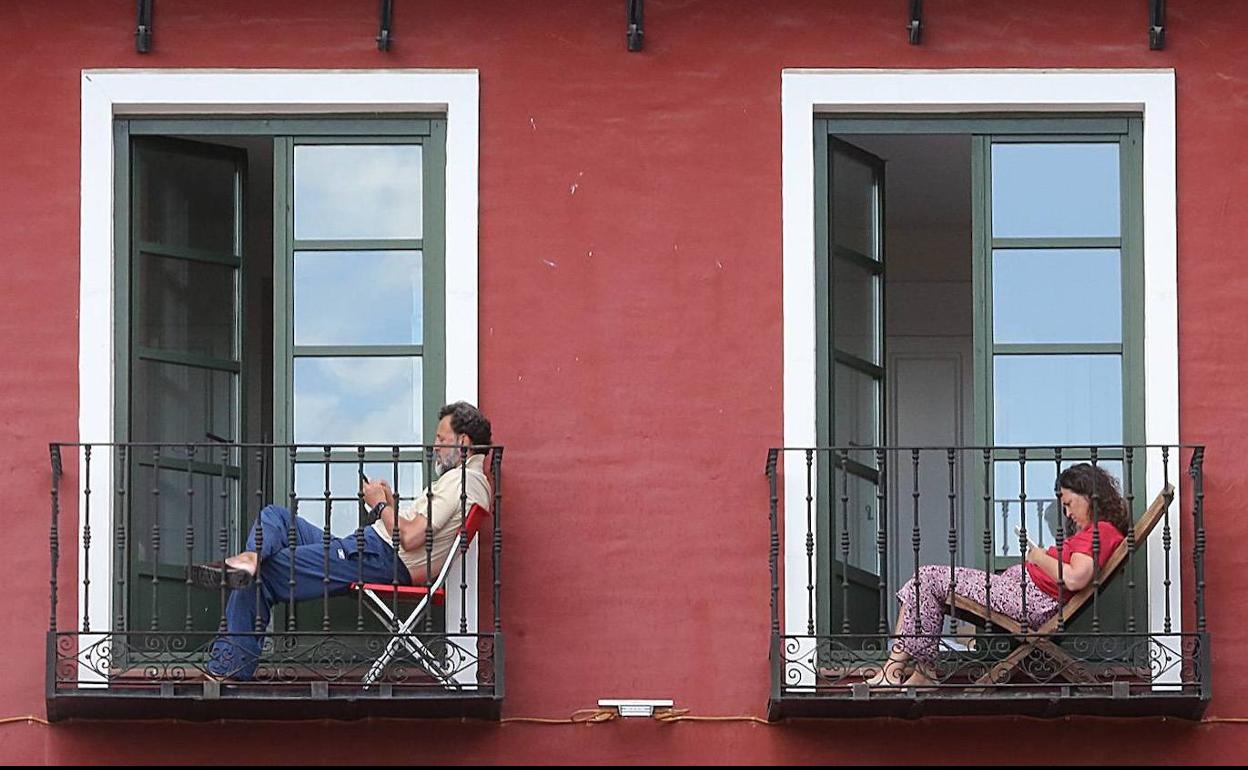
777, 633, 1203, 696
374, 634, 481, 684
475, 636, 496, 685
53, 631, 498, 694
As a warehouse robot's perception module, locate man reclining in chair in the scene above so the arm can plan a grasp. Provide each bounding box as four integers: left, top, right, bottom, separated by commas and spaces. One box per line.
198, 401, 493, 681
865, 463, 1128, 689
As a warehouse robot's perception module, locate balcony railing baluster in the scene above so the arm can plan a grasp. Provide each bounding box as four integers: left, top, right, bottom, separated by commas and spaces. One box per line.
47, 440, 504, 717
766, 443, 1209, 718
149, 446, 160, 632
805, 449, 815, 637
184, 443, 195, 633
1162, 445, 1173, 635
355, 446, 366, 632
82, 445, 92, 634
1125, 445, 1137, 633
117, 445, 128, 634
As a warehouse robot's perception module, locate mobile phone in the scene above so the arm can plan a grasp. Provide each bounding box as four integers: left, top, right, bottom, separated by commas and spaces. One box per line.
1012, 525, 1039, 550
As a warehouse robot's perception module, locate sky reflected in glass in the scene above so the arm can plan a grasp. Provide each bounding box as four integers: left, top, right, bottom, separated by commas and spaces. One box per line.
294, 250, 422, 346
994, 355, 1122, 446
293, 460, 426, 537
992, 249, 1121, 344
294, 356, 422, 445
992, 143, 1120, 239
294, 145, 423, 240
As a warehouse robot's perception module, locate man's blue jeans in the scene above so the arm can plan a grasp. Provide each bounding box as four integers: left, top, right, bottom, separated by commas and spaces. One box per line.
207, 504, 412, 679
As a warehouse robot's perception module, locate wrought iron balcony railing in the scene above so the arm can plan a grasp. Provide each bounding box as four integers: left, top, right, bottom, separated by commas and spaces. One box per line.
47, 441, 504, 721
766, 444, 1208, 719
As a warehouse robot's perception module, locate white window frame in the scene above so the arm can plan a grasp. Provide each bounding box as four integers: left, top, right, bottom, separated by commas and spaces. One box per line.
781, 69, 1179, 679
78, 69, 481, 684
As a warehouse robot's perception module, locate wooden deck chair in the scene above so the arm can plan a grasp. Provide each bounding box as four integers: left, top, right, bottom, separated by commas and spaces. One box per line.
948, 484, 1175, 687
351, 502, 490, 687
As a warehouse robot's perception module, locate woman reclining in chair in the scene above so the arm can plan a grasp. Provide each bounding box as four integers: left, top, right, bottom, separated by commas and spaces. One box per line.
866, 462, 1128, 688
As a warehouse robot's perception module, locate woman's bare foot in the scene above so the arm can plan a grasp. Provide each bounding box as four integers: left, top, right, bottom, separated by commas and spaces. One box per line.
224, 551, 258, 577
902, 667, 937, 689
864, 659, 909, 687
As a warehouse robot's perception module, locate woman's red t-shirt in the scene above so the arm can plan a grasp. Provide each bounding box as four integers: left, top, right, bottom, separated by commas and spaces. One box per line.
1026, 520, 1125, 599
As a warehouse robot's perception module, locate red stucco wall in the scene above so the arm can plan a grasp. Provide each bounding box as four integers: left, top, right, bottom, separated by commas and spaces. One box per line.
2, 0, 1247, 762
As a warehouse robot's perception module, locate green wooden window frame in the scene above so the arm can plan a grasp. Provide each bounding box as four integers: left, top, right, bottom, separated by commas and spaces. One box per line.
113, 126, 249, 635
111, 115, 448, 633
812, 114, 1146, 635
970, 122, 1146, 465
272, 127, 447, 496
813, 131, 889, 636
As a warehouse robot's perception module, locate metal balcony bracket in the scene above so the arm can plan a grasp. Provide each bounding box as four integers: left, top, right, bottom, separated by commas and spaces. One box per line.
136, 0, 153, 54
1149, 0, 1166, 50
377, 0, 394, 52
908, 0, 923, 45
627, 0, 644, 52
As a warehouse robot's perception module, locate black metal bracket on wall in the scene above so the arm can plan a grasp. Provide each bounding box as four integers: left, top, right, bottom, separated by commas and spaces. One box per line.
377, 0, 394, 51
627, 0, 644, 51
1149, 0, 1165, 50
135, 0, 153, 53
908, 0, 922, 45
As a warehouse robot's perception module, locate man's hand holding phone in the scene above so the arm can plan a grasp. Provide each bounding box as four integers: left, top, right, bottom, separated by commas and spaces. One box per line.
362, 476, 397, 514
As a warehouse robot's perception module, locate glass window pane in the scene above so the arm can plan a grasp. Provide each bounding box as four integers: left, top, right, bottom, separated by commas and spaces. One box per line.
132, 361, 236, 443
137, 146, 238, 254
293, 356, 423, 445
992, 249, 1121, 344
832, 257, 879, 364
991, 143, 1120, 238
832, 471, 880, 573
293, 250, 422, 346
993, 460, 1123, 558
294, 145, 423, 240
993, 355, 1122, 446
293, 460, 424, 537
137, 252, 236, 358
131, 465, 240, 566
833, 363, 879, 448
831, 149, 878, 258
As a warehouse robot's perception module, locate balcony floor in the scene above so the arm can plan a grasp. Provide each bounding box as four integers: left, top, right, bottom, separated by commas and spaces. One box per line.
47, 631, 503, 721
769, 685, 1208, 720
48, 681, 502, 721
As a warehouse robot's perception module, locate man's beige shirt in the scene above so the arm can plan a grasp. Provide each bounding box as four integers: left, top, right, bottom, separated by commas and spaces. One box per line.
371, 453, 492, 581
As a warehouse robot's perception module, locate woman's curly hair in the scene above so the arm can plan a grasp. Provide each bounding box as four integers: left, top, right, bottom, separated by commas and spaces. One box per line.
1058, 462, 1130, 536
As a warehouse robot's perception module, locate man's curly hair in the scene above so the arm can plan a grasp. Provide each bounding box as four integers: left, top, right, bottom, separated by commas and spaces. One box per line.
438, 401, 492, 454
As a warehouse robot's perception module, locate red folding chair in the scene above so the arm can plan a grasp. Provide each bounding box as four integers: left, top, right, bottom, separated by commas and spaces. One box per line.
352, 502, 490, 687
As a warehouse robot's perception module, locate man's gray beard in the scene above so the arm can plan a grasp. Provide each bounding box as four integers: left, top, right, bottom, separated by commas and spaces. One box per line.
435, 453, 456, 476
